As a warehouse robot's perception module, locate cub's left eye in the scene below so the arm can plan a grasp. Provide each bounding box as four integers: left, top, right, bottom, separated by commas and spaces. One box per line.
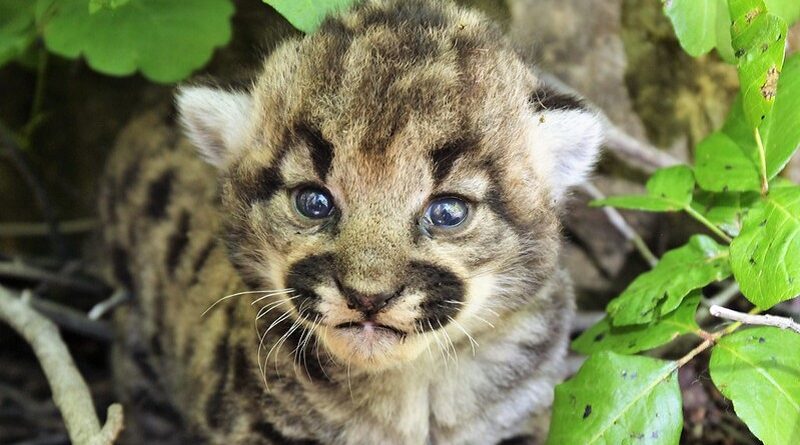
424, 197, 469, 228
294, 187, 335, 219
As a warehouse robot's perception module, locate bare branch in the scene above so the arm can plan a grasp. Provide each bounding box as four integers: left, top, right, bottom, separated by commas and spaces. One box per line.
571, 310, 605, 333
0, 260, 107, 297
0, 218, 96, 238
0, 121, 65, 258
88, 289, 131, 321
603, 125, 682, 173
0, 286, 123, 445
26, 293, 113, 342
538, 71, 682, 173
697, 282, 741, 324
580, 182, 659, 267
710, 305, 800, 334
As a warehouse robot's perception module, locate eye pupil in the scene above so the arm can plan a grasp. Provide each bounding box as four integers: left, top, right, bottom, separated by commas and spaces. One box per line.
295, 188, 334, 219
426, 197, 468, 228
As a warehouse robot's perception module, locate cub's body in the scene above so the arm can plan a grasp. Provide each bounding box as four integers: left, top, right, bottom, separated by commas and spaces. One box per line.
100, 1, 602, 444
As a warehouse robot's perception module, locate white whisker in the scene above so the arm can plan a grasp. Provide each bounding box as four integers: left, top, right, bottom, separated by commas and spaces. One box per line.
448, 316, 479, 356
202, 288, 293, 317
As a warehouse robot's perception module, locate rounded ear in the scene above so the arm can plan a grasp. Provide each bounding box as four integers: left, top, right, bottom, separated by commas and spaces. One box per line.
525, 87, 604, 202
175, 86, 253, 168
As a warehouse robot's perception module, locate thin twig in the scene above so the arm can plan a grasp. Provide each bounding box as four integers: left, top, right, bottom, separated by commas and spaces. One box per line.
603, 125, 682, 173
0, 121, 65, 258
0, 260, 107, 297
0, 218, 96, 237
581, 182, 659, 267
24, 293, 113, 342
697, 282, 741, 324
21, 48, 49, 143
11, 433, 70, 445
88, 289, 131, 321
0, 286, 124, 445
710, 305, 800, 334
571, 310, 606, 333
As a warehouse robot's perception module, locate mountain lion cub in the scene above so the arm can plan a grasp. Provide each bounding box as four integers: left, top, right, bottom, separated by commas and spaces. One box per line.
100, 0, 603, 443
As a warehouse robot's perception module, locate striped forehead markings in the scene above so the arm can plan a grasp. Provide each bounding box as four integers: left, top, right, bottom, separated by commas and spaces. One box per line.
295, 122, 335, 181
429, 135, 478, 186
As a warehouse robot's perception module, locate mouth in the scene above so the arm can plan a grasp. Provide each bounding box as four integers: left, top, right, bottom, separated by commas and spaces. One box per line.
334, 321, 407, 338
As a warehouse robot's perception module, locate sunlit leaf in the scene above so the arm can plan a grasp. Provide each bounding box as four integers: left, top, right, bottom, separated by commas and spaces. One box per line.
264, 0, 357, 33
39, 0, 234, 83
608, 235, 730, 326
695, 55, 800, 192
728, 0, 787, 128
710, 327, 800, 445
665, 0, 718, 56
591, 165, 694, 212
573, 293, 700, 355
691, 191, 759, 237
547, 353, 682, 445
730, 186, 800, 309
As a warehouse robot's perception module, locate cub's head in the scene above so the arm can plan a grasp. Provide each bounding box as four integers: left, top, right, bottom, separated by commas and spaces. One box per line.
177, 0, 602, 371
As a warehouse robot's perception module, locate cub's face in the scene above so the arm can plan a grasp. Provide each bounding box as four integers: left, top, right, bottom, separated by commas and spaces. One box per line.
177, 0, 602, 371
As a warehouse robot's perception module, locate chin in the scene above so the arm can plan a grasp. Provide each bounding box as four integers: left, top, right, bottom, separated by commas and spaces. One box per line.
318, 322, 429, 371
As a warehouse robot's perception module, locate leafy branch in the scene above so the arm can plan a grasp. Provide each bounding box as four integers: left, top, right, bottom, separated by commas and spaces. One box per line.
550, 0, 800, 444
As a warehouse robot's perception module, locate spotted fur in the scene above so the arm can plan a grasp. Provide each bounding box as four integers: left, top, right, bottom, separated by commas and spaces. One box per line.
100, 1, 603, 443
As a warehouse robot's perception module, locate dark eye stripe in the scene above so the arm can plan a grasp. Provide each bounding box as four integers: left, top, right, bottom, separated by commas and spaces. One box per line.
529, 86, 586, 111
295, 123, 335, 180
429, 136, 477, 185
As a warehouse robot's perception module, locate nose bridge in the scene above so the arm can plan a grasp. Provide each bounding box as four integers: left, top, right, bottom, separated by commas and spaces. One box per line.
335, 204, 409, 294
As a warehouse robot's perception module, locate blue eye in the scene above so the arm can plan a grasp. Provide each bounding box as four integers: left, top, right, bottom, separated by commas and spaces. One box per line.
295, 187, 334, 219
424, 197, 469, 228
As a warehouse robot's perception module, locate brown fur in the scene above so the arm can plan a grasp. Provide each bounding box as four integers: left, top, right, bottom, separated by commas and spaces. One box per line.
100, 1, 602, 443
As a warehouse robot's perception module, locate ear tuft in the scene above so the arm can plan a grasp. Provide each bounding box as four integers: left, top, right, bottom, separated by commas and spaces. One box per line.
526, 89, 604, 202
175, 86, 253, 167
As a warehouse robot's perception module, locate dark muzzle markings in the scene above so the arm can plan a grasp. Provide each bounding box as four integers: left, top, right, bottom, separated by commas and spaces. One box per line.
285, 253, 466, 335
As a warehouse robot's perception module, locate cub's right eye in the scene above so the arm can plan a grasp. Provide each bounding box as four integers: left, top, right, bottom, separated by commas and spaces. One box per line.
294, 187, 335, 219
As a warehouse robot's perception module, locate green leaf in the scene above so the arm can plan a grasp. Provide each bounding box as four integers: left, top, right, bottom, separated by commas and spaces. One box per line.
714, 0, 737, 63
547, 353, 682, 445
728, 0, 787, 128
730, 186, 800, 309
666, 0, 797, 63
264, 0, 357, 33
691, 190, 759, 237
710, 327, 800, 445
695, 55, 800, 192
573, 293, 700, 355
39, 0, 234, 83
766, 0, 800, 24
89, 0, 131, 14
591, 165, 695, 212
695, 130, 761, 192
608, 235, 730, 326
0, 0, 36, 67
665, 0, 718, 56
